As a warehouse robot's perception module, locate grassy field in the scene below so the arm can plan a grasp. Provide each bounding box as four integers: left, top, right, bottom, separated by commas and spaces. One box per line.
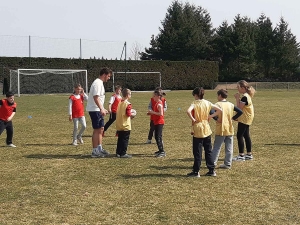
0, 90, 299, 225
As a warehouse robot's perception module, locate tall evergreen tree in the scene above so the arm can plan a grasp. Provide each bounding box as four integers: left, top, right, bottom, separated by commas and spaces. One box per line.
273, 17, 300, 80
140, 1, 214, 61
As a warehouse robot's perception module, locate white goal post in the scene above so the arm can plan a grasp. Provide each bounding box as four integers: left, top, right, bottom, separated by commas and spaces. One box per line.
112, 72, 161, 91
10, 69, 88, 96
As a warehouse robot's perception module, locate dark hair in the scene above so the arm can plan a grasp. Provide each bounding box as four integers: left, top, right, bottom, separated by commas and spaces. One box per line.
100, 67, 112, 76
153, 89, 163, 97
74, 83, 82, 88
217, 89, 228, 98
192, 87, 204, 99
155, 87, 166, 96
115, 85, 122, 90
6, 91, 14, 97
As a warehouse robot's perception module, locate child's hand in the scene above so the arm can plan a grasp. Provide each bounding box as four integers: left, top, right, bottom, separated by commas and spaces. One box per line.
69, 115, 72, 121
147, 110, 152, 115
234, 93, 240, 99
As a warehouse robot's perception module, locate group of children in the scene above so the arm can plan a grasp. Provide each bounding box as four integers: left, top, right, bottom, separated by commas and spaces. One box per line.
186, 80, 255, 177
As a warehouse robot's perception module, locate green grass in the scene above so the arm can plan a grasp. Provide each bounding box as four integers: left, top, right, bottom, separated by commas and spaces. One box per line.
0, 90, 299, 225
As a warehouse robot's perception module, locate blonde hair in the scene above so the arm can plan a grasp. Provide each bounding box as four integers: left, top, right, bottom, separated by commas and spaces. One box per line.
122, 88, 131, 97
237, 80, 255, 98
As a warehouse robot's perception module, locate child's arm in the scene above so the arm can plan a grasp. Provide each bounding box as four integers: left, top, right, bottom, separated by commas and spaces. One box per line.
108, 96, 115, 113
82, 89, 88, 100
148, 101, 152, 110
232, 106, 243, 120
186, 104, 196, 124
7, 111, 16, 122
148, 103, 163, 116
164, 100, 167, 112
68, 99, 72, 121
126, 104, 132, 117
234, 93, 247, 110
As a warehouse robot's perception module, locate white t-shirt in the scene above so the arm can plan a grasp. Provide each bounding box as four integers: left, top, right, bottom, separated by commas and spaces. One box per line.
86, 78, 105, 111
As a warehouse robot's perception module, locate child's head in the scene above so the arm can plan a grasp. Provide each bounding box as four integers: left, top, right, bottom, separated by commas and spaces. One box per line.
192, 87, 204, 99
6, 91, 15, 104
122, 88, 131, 99
237, 80, 255, 97
115, 85, 122, 94
73, 83, 83, 94
155, 87, 166, 96
153, 89, 163, 101
217, 89, 228, 100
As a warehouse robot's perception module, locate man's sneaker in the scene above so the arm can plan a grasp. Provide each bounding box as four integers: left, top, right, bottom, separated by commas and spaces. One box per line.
116, 154, 120, 158
77, 136, 84, 144
72, 140, 78, 146
97, 146, 110, 156
7, 143, 16, 147
154, 150, 160, 155
245, 154, 253, 160
145, 139, 152, 144
232, 155, 245, 162
155, 151, 166, 158
120, 154, 132, 158
91, 149, 106, 158
187, 171, 200, 178
205, 171, 217, 177
219, 164, 231, 169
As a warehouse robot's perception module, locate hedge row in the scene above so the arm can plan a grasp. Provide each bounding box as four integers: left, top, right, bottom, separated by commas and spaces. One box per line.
0, 57, 218, 91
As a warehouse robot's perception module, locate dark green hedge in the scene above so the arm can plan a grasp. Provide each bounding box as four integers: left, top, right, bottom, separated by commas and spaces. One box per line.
0, 57, 218, 91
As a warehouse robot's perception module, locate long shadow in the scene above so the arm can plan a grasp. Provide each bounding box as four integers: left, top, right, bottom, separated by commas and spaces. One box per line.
104, 143, 146, 146
25, 143, 69, 147
264, 143, 300, 146
120, 173, 186, 179
24, 154, 118, 159
149, 165, 191, 170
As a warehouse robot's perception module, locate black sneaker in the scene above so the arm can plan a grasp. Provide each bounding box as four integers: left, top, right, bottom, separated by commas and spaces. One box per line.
187, 171, 200, 178
205, 171, 217, 177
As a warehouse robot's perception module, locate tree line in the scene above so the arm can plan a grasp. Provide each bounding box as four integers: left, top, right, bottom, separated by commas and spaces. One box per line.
140, 1, 300, 82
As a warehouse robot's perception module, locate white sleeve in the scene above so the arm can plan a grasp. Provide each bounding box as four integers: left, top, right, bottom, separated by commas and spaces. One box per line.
68, 99, 72, 115
109, 96, 115, 104
83, 93, 88, 100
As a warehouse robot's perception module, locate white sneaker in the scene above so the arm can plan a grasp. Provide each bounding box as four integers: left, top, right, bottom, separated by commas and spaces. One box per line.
232, 155, 245, 162
91, 148, 105, 158
219, 164, 231, 169
72, 140, 78, 146
77, 136, 84, 144
145, 139, 152, 144
7, 143, 16, 147
97, 146, 110, 156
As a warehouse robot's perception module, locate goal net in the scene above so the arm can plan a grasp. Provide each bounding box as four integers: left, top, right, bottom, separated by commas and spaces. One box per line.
112, 72, 161, 91
10, 69, 88, 96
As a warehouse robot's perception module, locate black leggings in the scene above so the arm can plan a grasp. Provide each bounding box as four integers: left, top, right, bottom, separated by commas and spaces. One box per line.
236, 122, 252, 154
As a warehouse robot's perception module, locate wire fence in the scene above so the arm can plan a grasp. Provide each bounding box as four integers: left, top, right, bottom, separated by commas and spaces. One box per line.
0, 35, 125, 60
214, 82, 300, 90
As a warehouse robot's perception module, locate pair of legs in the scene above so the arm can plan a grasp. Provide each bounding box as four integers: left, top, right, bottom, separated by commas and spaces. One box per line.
104, 112, 116, 132
192, 135, 215, 173
237, 122, 252, 155
154, 124, 164, 153
116, 130, 130, 156
72, 116, 86, 143
211, 135, 233, 166
147, 120, 155, 141
0, 120, 14, 145
89, 112, 104, 149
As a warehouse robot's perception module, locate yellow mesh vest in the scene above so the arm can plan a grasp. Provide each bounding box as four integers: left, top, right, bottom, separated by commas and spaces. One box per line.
116, 100, 131, 131
191, 99, 213, 138
237, 93, 254, 125
215, 101, 234, 136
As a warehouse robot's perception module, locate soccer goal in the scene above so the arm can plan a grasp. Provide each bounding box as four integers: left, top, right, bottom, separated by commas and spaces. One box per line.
112, 72, 161, 91
10, 69, 88, 96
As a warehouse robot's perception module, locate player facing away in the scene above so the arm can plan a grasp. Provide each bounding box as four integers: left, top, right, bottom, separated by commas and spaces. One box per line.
86, 67, 112, 158
103, 85, 122, 136
232, 80, 256, 161
186, 87, 222, 177
147, 89, 166, 157
115, 88, 133, 158
145, 87, 167, 144
0, 92, 17, 147
69, 83, 88, 146
211, 89, 243, 169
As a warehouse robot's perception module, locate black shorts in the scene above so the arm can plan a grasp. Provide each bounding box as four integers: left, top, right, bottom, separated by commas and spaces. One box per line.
89, 111, 104, 129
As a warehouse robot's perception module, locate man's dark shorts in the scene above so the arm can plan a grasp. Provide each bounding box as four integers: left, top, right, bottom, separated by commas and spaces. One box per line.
89, 111, 104, 129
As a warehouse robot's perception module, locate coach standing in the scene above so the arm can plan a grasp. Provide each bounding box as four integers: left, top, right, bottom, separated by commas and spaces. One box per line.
86, 67, 112, 158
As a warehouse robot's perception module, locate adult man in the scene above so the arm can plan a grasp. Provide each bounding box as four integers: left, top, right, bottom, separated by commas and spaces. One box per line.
86, 67, 112, 157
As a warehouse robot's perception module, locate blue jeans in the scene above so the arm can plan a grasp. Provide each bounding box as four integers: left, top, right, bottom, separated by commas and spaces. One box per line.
211, 135, 233, 166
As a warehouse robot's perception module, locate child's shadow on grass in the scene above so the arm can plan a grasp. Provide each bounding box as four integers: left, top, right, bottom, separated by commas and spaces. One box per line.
265, 143, 300, 146
25, 154, 92, 159
120, 173, 186, 179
